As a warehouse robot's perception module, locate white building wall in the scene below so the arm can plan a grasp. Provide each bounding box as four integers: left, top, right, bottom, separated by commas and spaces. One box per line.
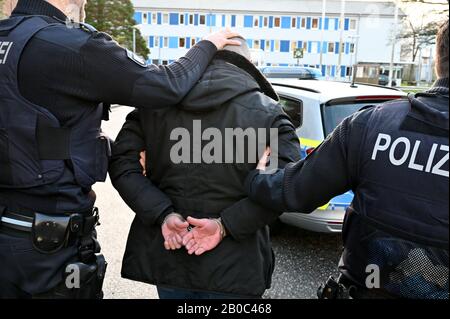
132, 0, 403, 79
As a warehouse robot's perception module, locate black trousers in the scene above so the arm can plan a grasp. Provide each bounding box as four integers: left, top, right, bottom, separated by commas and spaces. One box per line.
0, 229, 78, 299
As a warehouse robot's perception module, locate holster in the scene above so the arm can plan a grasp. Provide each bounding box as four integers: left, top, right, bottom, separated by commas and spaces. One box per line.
317, 276, 351, 299
64, 254, 108, 299
34, 254, 108, 300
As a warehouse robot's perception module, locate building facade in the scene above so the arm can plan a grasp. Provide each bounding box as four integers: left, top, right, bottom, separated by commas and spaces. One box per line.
132, 0, 404, 79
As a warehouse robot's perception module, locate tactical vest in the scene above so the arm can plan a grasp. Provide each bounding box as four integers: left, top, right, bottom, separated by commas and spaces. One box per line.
342, 94, 449, 299
0, 16, 109, 190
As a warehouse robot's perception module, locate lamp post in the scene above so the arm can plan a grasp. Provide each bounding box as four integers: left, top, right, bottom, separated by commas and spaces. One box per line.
347, 34, 360, 82
388, 0, 399, 87
132, 26, 137, 53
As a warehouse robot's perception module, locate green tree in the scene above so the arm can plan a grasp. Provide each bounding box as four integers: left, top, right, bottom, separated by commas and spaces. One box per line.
85, 0, 150, 59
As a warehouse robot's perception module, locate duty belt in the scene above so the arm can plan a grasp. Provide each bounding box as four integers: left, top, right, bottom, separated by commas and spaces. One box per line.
0, 206, 98, 234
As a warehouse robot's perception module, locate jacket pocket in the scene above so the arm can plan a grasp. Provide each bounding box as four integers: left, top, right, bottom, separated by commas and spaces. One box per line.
95, 132, 111, 182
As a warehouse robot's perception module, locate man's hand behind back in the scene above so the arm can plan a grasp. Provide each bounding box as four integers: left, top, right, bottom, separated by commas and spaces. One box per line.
182, 217, 226, 256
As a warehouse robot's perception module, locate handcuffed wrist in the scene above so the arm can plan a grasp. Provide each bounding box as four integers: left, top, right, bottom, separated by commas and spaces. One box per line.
163, 213, 184, 225
213, 217, 227, 239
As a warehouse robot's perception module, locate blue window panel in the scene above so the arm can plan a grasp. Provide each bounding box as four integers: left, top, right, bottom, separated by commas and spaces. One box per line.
267, 63, 271, 66
306, 17, 312, 29
159, 36, 163, 47
169, 60, 175, 64
231, 15, 236, 27
280, 40, 290, 52
280, 63, 289, 67
207, 14, 216, 26
322, 41, 327, 53
341, 66, 346, 77
222, 15, 225, 27
169, 13, 179, 25
324, 17, 329, 30
281, 16, 291, 29
321, 65, 326, 76
246, 39, 253, 48
134, 12, 142, 24
260, 39, 265, 50
334, 18, 339, 30
169, 37, 178, 49
149, 36, 154, 48
157, 13, 162, 24
319, 17, 323, 30
297, 40, 302, 48
270, 40, 275, 52
185, 13, 189, 25
259, 16, 263, 28
335, 42, 340, 54
344, 18, 350, 31
331, 65, 336, 77
186, 37, 191, 49
297, 17, 301, 29
244, 15, 253, 28
345, 42, 350, 54
316, 64, 320, 69
194, 14, 199, 26
317, 41, 321, 53
308, 41, 312, 53
269, 16, 274, 28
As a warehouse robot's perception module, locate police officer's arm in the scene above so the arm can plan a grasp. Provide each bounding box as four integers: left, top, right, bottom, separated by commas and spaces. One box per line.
109, 110, 174, 226
76, 31, 218, 108
246, 112, 365, 213
220, 115, 301, 241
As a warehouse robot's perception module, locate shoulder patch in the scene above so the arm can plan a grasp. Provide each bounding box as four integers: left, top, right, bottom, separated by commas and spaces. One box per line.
126, 49, 147, 67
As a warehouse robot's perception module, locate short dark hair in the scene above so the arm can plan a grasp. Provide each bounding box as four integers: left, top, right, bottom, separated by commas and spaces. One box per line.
436, 20, 449, 78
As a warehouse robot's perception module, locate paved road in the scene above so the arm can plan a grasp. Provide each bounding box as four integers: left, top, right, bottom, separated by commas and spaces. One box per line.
95, 106, 343, 299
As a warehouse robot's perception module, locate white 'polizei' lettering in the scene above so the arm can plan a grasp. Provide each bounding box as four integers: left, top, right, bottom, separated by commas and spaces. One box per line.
371, 133, 449, 178
0, 41, 14, 64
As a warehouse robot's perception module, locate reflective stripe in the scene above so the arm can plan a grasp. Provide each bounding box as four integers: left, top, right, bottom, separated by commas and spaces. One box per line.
1, 216, 32, 228
299, 137, 329, 210
300, 137, 322, 148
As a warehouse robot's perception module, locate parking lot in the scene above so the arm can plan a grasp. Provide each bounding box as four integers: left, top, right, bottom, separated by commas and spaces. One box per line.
95, 106, 342, 299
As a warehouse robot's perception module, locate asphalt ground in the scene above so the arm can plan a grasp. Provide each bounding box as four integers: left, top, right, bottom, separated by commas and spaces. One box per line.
95, 106, 343, 299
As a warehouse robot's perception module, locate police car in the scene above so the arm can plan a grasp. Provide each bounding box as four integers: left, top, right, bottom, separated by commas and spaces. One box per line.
274, 79, 407, 233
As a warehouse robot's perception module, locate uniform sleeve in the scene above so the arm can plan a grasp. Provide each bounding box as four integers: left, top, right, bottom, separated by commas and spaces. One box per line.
246, 111, 368, 213
109, 110, 174, 226
221, 114, 301, 240
79, 32, 217, 108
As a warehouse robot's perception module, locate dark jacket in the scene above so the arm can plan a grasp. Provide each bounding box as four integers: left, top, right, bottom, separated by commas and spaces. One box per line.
246, 78, 449, 298
110, 51, 301, 297
0, 0, 217, 216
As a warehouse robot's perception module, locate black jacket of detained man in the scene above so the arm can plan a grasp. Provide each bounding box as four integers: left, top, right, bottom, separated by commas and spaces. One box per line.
109, 51, 301, 297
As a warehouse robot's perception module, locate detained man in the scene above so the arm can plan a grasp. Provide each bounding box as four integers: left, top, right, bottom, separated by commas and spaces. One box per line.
109, 38, 301, 299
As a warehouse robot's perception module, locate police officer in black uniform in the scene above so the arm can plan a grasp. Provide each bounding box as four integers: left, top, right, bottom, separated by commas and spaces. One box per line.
0, 0, 240, 299
244, 20, 449, 299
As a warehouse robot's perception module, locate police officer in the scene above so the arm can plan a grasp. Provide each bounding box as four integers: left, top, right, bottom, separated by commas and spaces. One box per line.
0, 0, 240, 299
244, 20, 449, 299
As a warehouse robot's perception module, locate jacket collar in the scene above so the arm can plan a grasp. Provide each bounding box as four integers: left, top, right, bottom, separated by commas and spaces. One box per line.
427, 77, 449, 96
11, 0, 67, 21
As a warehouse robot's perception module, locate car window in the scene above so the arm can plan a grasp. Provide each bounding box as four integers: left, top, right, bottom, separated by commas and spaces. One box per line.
322, 102, 381, 135
279, 96, 303, 128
